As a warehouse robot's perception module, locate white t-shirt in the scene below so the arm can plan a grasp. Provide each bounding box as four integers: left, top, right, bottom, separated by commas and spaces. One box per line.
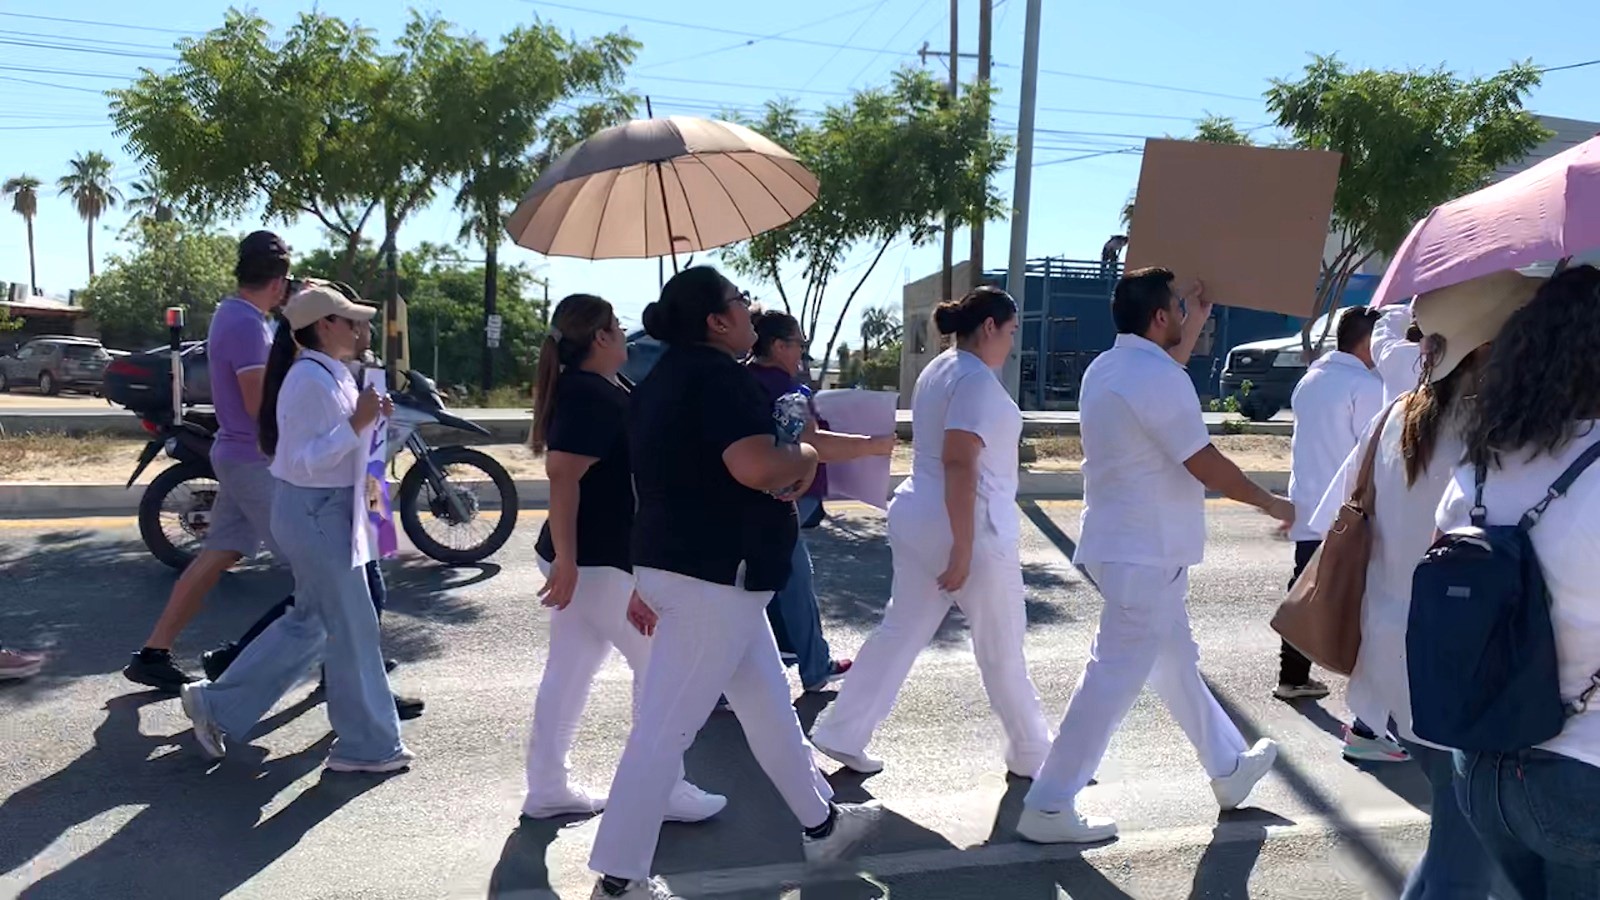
1436, 425, 1600, 769
892, 348, 1021, 548
1075, 333, 1211, 568
1287, 351, 1382, 541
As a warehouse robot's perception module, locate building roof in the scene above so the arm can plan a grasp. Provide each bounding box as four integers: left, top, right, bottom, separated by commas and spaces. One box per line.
1493, 115, 1600, 182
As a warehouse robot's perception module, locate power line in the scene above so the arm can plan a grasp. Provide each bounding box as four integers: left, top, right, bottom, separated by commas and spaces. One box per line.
0, 122, 110, 131
636, 0, 889, 71
0, 75, 109, 94
0, 11, 202, 36
0, 64, 131, 81
846, 0, 935, 88
519, 0, 923, 57
1539, 58, 1600, 74
1038, 67, 1263, 103
0, 28, 177, 51
799, 0, 892, 91
0, 37, 178, 60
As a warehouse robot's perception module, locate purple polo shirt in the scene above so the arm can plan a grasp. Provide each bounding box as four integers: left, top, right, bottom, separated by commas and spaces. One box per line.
747, 362, 828, 500
208, 296, 275, 463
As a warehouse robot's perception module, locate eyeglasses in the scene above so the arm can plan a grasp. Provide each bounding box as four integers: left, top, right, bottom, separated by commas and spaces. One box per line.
727, 289, 753, 308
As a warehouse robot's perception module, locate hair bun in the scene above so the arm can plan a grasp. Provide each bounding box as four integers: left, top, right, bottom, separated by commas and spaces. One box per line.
641, 302, 667, 341
933, 301, 962, 336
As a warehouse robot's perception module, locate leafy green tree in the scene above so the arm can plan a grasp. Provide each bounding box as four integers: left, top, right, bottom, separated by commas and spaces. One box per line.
57, 152, 122, 278
1266, 56, 1548, 350
78, 222, 236, 348
723, 68, 1011, 380
859, 305, 900, 360
3, 174, 42, 296
859, 339, 902, 391
123, 166, 181, 233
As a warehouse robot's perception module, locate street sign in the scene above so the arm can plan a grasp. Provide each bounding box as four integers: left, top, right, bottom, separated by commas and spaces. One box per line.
485, 314, 503, 348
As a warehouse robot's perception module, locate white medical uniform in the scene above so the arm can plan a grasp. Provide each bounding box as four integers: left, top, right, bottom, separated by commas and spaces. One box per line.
1024, 334, 1249, 813
1373, 304, 1422, 407
1287, 351, 1382, 543
809, 347, 1052, 775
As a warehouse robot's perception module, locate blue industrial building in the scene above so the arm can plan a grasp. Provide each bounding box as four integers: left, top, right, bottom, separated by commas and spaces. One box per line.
981, 258, 1377, 409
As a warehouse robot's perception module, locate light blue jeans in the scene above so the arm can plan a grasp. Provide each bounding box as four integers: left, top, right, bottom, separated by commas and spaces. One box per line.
199, 482, 402, 765
769, 496, 832, 687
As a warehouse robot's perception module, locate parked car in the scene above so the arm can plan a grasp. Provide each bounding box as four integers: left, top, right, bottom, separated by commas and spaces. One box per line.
621, 328, 664, 384
1218, 312, 1339, 421
0, 335, 113, 395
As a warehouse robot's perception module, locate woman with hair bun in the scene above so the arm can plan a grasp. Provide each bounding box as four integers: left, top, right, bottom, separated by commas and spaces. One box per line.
586, 266, 879, 900
810, 285, 1052, 778
521, 292, 724, 824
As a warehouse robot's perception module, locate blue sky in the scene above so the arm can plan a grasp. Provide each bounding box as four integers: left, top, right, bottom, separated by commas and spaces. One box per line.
1, 0, 1595, 345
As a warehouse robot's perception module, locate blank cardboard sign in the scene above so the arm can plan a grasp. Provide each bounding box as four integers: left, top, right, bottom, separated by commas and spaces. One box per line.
1124, 139, 1342, 318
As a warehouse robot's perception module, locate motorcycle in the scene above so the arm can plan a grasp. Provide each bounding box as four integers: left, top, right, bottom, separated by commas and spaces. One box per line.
112, 353, 519, 570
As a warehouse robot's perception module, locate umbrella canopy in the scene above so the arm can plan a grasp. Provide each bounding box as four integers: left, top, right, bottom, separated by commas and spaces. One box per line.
504, 116, 820, 261
1371, 134, 1600, 307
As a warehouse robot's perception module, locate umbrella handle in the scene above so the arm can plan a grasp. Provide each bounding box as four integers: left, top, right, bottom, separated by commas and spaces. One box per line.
1555, 256, 1573, 275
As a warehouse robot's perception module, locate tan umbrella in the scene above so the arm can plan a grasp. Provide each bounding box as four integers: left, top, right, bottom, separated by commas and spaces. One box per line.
504, 116, 819, 269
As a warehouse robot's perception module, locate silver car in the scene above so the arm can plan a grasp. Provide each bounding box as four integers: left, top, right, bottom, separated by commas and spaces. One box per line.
0, 336, 112, 395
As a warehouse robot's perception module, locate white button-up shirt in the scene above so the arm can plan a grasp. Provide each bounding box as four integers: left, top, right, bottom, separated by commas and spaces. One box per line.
892, 348, 1022, 549
269, 348, 364, 489
1287, 350, 1382, 542
1373, 304, 1421, 407
1075, 333, 1212, 568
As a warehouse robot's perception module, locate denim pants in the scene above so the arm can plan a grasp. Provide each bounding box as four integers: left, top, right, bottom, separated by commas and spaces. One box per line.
1456, 748, 1600, 899
235, 561, 385, 651
1400, 740, 1494, 899
199, 483, 402, 765
767, 496, 832, 686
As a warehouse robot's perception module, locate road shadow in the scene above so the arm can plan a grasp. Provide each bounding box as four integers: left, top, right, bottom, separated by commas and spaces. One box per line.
810, 508, 1071, 649
1, 692, 398, 899
487, 818, 572, 900
1279, 697, 1347, 742
1188, 811, 1296, 899
0, 533, 488, 695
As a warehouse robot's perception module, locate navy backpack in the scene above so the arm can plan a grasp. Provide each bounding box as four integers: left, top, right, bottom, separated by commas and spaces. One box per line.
1408, 440, 1600, 752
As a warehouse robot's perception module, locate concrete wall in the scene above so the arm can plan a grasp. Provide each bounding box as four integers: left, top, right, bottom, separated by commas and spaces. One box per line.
899, 260, 976, 405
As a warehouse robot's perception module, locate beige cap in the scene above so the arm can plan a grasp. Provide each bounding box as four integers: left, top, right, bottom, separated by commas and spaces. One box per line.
282, 284, 378, 331
1412, 270, 1542, 383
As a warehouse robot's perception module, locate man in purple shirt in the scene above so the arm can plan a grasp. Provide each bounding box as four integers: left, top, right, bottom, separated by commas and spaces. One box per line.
124, 231, 294, 692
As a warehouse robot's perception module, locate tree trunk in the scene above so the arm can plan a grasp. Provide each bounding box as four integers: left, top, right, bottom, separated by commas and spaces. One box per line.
481, 234, 499, 393
25, 217, 36, 296
86, 217, 96, 279
382, 215, 400, 385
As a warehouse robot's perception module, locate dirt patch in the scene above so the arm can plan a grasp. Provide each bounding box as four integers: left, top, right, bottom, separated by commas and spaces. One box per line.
0, 434, 1292, 484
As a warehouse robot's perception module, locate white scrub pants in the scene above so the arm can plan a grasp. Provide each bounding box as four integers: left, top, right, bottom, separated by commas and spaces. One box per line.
1024, 562, 1247, 812
525, 559, 690, 806
588, 567, 833, 882
809, 516, 1053, 776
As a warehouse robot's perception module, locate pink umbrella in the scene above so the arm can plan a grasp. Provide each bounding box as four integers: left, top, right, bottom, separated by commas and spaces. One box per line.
1371, 133, 1600, 307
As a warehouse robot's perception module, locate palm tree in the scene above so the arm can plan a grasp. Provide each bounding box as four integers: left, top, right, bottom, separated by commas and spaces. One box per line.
124, 167, 177, 233
2, 175, 41, 295
57, 152, 122, 279
859, 306, 901, 360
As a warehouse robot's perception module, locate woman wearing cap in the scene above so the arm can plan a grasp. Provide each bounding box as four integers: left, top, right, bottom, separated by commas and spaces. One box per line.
810, 286, 1052, 779
746, 308, 895, 693
180, 284, 411, 773
587, 266, 879, 900
521, 292, 724, 823
1308, 270, 1540, 898
1441, 264, 1600, 896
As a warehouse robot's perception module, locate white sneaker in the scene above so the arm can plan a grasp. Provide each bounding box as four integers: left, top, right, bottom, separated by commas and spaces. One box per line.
812, 738, 884, 775
522, 784, 606, 819
0, 648, 44, 680
326, 747, 415, 773
664, 780, 727, 823
1015, 807, 1118, 844
1342, 727, 1411, 763
1211, 738, 1278, 810
589, 875, 681, 899
802, 800, 883, 863
179, 681, 226, 760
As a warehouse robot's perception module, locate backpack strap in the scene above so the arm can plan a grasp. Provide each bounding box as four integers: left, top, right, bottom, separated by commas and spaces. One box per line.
1472, 463, 1489, 528
1519, 438, 1600, 529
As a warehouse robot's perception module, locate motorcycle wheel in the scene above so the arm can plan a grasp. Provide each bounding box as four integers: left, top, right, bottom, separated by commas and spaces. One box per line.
397, 445, 518, 565
139, 461, 218, 571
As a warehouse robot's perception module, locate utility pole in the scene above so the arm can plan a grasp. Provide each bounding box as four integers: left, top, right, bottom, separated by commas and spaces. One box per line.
939, 0, 959, 308
969, 0, 992, 290
1002, 0, 1042, 402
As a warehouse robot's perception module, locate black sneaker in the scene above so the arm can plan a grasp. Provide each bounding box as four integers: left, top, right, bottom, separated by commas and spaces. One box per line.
394, 693, 425, 720
123, 650, 199, 694
385, 658, 399, 674
200, 642, 241, 681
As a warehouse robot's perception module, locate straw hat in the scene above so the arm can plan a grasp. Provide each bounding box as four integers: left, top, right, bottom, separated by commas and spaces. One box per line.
1411, 271, 1542, 383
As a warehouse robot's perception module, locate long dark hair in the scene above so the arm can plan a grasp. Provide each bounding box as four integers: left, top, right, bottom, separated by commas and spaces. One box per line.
258, 319, 323, 457
751, 308, 802, 359
641, 265, 735, 345
1399, 355, 1481, 487
529, 293, 616, 455
1465, 265, 1600, 470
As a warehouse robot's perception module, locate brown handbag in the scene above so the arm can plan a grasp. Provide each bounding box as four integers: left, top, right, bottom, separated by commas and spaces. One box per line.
1269, 400, 1399, 677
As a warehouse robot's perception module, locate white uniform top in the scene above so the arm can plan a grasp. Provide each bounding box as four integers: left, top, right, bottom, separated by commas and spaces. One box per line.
1372, 304, 1422, 407
1437, 428, 1600, 770
269, 348, 363, 489
891, 348, 1021, 549
1075, 333, 1212, 568
1287, 351, 1382, 542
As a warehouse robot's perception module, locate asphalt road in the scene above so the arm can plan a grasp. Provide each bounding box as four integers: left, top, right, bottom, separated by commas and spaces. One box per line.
0, 502, 1432, 900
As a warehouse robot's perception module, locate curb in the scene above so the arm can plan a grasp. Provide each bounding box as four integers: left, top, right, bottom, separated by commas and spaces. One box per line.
0, 472, 1293, 518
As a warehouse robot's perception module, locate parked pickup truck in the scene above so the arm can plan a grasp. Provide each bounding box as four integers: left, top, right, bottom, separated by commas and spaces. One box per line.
1218, 312, 1338, 421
